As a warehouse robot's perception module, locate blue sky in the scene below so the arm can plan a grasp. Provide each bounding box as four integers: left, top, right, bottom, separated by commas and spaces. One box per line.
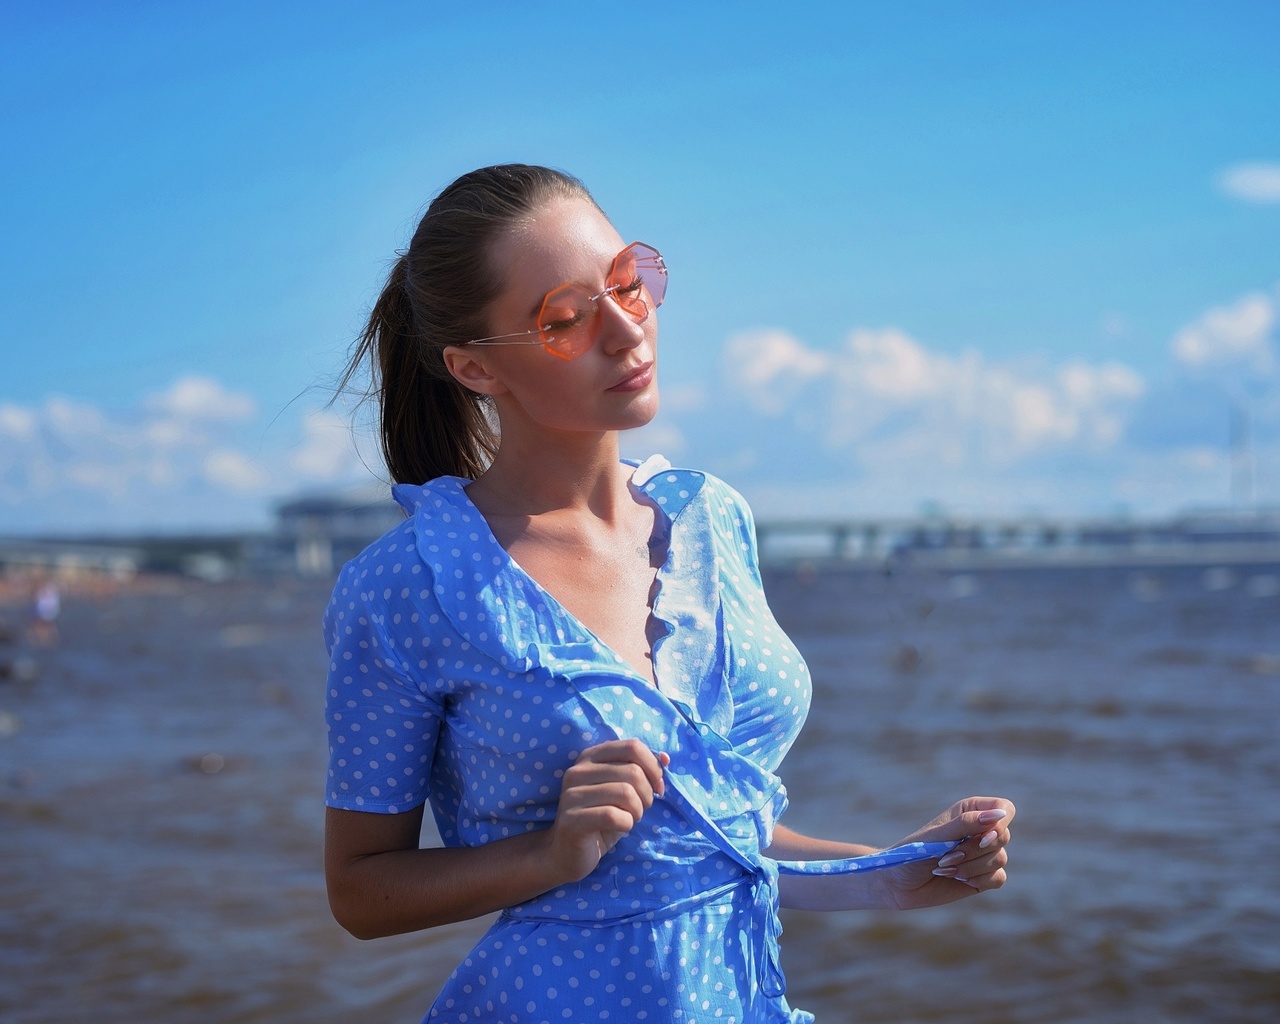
2, 2, 1279, 533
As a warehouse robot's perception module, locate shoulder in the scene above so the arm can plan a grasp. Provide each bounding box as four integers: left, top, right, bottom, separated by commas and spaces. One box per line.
331, 474, 482, 590
628, 455, 754, 523
323, 479, 469, 652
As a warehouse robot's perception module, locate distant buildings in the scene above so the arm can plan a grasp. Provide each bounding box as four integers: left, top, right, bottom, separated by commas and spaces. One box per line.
2, 496, 1278, 581
0, 539, 143, 580
274, 494, 405, 575
0, 490, 405, 581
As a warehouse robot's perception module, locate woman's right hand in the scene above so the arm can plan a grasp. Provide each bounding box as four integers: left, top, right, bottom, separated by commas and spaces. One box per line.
544, 739, 669, 883
325, 738, 669, 939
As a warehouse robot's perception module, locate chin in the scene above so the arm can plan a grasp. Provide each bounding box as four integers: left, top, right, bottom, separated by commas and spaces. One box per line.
615, 391, 659, 431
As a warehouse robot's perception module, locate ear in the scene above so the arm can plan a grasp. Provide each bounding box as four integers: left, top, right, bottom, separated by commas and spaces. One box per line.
442, 346, 510, 397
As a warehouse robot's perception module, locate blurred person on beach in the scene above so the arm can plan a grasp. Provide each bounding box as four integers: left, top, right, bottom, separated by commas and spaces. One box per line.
323, 164, 1015, 1023
27, 577, 60, 648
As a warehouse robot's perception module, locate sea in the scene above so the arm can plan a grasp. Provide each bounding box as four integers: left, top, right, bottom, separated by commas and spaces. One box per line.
0, 557, 1277, 1023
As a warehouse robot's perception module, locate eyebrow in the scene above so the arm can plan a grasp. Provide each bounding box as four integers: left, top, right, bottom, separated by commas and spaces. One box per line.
523, 247, 623, 320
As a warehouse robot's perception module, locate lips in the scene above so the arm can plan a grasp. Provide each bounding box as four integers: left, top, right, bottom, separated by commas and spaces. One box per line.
607, 361, 655, 392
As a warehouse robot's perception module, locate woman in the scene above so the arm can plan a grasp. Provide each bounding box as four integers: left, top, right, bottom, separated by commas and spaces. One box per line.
324, 164, 1014, 1024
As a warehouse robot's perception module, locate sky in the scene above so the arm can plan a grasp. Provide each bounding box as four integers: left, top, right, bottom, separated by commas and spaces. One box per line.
2, 1, 1279, 534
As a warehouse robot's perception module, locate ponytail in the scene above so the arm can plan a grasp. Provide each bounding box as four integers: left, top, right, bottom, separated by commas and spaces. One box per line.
337, 164, 596, 484
342, 257, 496, 484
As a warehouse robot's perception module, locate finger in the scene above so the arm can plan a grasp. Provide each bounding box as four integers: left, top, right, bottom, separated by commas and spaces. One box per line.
563, 762, 657, 808
968, 797, 1016, 831
946, 801, 1015, 844
559, 803, 641, 841
974, 825, 1012, 852
577, 739, 667, 796
956, 866, 1008, 891
954, 846, 1008, 880
936, 825, 1011, 869
559, 782, 649, 824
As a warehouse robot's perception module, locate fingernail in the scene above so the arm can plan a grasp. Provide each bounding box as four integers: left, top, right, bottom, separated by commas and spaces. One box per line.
977, 809, 1007, 824
979, 830, 999, 849
658, 752, 671, 767
937, 851, 965, 868
932, 867, 958, 877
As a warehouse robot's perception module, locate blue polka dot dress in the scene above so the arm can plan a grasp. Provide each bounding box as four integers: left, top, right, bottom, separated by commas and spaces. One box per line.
323, 456, 956, 1023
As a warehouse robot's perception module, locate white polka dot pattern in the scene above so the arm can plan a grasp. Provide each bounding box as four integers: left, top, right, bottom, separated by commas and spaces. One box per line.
322, 457, 825, 1022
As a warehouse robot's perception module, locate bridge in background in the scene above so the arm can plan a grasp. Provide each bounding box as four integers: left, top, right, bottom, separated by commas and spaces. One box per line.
755, 510, 1280, 568
4, 506, 1279, 579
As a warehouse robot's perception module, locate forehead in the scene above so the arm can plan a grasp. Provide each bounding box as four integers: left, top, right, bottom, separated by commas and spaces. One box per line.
491, 197, 626, 296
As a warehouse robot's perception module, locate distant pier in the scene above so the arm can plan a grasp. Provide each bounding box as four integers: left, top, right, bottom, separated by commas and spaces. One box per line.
4, 506, 1280, 580
755, 511, 1280, 569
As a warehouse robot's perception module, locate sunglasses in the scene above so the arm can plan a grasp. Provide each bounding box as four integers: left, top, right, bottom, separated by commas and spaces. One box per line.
467, 242, 667, 361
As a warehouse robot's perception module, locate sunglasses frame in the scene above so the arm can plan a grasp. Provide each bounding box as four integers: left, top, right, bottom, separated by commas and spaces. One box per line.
467, 241, 667, 360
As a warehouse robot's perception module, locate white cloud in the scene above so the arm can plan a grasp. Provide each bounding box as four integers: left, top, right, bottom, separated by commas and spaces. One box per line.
1172, 292, 1275, 372
725, 330, 831, 414
145, 417, 198, 447
290, 409, 365, 480
1218, 162, 1280, 204
846, 328, 949, 400
148, 375, 257, 421
0, 404, 36, 439
0, 376, 382, 531
45, 396, 108, 436
204, 449, 269, 491
727, 327, 1146, 466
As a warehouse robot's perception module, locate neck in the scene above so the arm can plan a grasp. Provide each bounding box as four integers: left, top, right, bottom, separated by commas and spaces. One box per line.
469, 428, 632, 521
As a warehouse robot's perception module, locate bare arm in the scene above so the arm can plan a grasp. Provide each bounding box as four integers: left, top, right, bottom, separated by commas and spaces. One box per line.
326, 806, 560, 939
764, 824, 886, 911
324, 739, 668, 939
766, 797, 1016, 913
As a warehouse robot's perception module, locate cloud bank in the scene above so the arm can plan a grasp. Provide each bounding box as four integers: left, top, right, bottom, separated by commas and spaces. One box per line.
624, 283, 1280, 519
3, 284, 1279, 533
0, 376, 379, 533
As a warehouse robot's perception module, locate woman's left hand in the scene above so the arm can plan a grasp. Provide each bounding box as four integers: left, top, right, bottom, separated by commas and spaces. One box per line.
877, 796, 1016, 911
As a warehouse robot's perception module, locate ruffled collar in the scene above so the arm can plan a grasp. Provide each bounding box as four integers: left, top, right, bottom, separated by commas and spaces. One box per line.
390, 455, 732, 735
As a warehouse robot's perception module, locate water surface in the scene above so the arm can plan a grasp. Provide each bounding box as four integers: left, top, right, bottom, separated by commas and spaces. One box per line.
1, 562, 1276, 1022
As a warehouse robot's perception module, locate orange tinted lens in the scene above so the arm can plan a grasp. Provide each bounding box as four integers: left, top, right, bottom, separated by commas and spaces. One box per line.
609, 243, 667, 320
609, 250, 645, 318
538, 284, 597, 360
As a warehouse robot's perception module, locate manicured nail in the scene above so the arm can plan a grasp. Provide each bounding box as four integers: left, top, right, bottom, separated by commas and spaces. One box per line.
658, 752, 671, 767
979, 830, 999, 849
937, 851, 965, 868
932, 867, 958, 877
977, 809, 1007, 824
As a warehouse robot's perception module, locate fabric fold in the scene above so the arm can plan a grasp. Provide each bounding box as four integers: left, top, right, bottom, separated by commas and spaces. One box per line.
327, 458, 929, 1022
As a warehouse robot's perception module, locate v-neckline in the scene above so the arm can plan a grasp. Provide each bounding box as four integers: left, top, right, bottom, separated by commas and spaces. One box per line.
452, 470, 674, 689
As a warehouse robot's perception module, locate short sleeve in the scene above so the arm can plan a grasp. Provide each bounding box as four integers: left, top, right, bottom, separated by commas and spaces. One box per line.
710, 477, 764, 589
323, 563, 443, 814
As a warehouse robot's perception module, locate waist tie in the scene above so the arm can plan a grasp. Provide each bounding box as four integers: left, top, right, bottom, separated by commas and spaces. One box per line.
500, 877, 746, 930
501, 839, 961, 1002
754, 839, 964, 999
654, 767, 964, 1000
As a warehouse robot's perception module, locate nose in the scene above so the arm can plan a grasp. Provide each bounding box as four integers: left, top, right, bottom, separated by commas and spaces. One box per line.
596, 291, 649, 355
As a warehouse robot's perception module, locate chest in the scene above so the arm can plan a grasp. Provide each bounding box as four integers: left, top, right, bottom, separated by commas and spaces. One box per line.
506, 536, 663, 684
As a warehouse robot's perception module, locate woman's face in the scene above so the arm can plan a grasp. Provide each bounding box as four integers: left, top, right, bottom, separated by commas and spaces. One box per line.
449, 196, 660, 439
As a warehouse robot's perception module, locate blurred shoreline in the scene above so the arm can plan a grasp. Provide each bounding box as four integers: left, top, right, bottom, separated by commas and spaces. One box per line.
4, 502, 1280, 585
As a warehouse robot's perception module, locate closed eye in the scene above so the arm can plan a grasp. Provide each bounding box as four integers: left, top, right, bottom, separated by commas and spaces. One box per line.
542, 311, 587, 333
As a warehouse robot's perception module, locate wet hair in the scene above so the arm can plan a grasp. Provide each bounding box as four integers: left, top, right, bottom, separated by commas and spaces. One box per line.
339, 164, 599, 484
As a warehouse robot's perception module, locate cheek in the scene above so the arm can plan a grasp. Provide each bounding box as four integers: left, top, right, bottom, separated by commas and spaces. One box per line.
502, 364, 594, 419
